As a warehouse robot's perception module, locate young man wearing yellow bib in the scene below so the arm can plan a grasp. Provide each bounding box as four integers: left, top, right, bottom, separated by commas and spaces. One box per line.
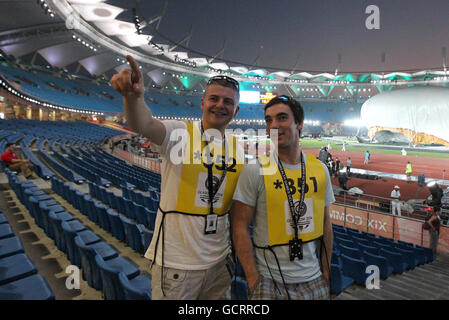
232, 95, 335, 300
111, 55, 243, 299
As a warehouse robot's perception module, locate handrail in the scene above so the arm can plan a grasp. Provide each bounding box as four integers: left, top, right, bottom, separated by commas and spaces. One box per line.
334, 189, 448, 221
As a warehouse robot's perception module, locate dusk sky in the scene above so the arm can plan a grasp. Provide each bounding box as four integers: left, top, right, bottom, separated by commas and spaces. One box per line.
109, 0, 449, 73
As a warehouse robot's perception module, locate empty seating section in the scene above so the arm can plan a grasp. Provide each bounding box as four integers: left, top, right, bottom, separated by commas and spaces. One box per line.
4, 168, 152, 300
1, 63, 344, 120
330, 224, 434, 295
0, 209, 55, 300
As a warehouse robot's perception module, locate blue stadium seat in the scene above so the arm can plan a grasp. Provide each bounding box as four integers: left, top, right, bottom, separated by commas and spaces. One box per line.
379, 248, 407, 274
362, 251, 393, 279
0, 224, 14, 240
340, 254, 368, 285
357, 242, 380, 256
330, 263, 354, 295
346, 227, 361, 235
34, 199, 61, 229
361, 232, 377, 241
118, 271, 152, 300
394, 246, 417, 269
61, 221, 106, 267
0, 236, 24, 259
235, 257, 245, 278
116, 197, 126, 215
406, 246, 426, 265
0, 254, 37, 285
231, 277, 248, 300
123, 198, 136, 220
0, 213, 8, 225
334, 231, 352, 242
0, 274, 55, 300
351, 235, 371, 248
335, 236, 354, 248
134, 204, 148, 226
143, 195, 158, 212
86, 199, 99, 223
43, 208, 73, 239
96, 204, 111, 232
74, 236, 121, 290
146, 209, 156, 231
140, 225, 153, 252
79, 194, 92, 216
331, 252, 342, 268
106, 209, 126, 241
94, 254, 141, 300
120, 216, 144, 253
373, 241, 393, 251
338, 244, 362, 260
416, 246, 434, 263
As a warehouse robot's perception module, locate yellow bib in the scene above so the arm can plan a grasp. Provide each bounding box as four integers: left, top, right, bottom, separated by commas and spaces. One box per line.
406, 164, 412, 174
260, 153, 326, 245
174, 122, 243, 215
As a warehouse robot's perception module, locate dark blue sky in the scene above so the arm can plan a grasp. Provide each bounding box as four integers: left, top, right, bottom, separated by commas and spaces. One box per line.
109, 0, 449, 73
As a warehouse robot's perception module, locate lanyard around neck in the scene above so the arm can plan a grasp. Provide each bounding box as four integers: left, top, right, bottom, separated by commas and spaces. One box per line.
201, 122, 228, 215
277, 153, 306, 239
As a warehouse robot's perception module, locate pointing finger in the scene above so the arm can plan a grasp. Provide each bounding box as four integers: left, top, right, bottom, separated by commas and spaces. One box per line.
126, 55, 141, 84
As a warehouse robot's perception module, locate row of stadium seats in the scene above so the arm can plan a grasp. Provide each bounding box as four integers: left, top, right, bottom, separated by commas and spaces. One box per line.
5, 168, 152, 299
330, 224, 434, 295
0, 209, 55, 299
88, 182, 157, 231
51, 177, 153, 255
1, 62, 362, 120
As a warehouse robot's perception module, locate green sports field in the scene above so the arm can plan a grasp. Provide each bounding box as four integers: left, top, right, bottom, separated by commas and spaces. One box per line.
299, 138, 449, 159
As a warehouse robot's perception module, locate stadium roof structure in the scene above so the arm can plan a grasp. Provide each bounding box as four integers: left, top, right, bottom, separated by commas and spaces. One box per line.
2, 1, 449, 103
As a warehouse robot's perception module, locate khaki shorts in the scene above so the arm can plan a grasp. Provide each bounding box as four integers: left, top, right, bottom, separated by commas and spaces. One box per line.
151, 255, 235, 300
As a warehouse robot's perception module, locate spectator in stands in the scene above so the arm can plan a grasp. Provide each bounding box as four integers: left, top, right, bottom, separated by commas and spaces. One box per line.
390, 185, 401, 216
111, 55, 242, 300
346, 157, 351, 176
231, 95, 334, 300
428, 206, 442, 256
405, 161, 412, 183
1, 142, 35, 179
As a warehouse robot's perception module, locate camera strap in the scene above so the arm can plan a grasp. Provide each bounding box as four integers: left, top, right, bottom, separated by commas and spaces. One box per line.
201, 122, 228, 234
277, 153, 306, 260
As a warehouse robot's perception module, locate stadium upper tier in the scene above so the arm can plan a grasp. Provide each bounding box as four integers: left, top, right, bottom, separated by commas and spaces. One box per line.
0, 63, 362, 122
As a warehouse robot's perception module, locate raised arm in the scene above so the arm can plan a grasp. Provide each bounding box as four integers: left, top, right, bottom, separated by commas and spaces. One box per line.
110, 55, 165, 145
231, 201, 260, 292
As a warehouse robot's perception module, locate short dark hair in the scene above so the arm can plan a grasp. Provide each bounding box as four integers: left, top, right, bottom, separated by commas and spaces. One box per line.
5, 142, 14, 148
204, 75, 240, 101
264, 95, 305, 126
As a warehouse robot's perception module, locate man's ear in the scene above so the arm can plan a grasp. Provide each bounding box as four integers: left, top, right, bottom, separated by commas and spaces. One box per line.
233, 105, 240, 118
200, 97, 205, 112
297, 120, 304, 132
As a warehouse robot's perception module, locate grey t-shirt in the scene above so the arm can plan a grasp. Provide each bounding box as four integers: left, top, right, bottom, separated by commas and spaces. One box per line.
232, 153, 335, 283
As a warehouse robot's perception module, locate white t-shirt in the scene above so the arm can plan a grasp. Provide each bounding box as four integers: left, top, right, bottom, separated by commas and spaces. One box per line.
232, 153, 336, 283
391, 190, 400, 202
145, 120, 243, 270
